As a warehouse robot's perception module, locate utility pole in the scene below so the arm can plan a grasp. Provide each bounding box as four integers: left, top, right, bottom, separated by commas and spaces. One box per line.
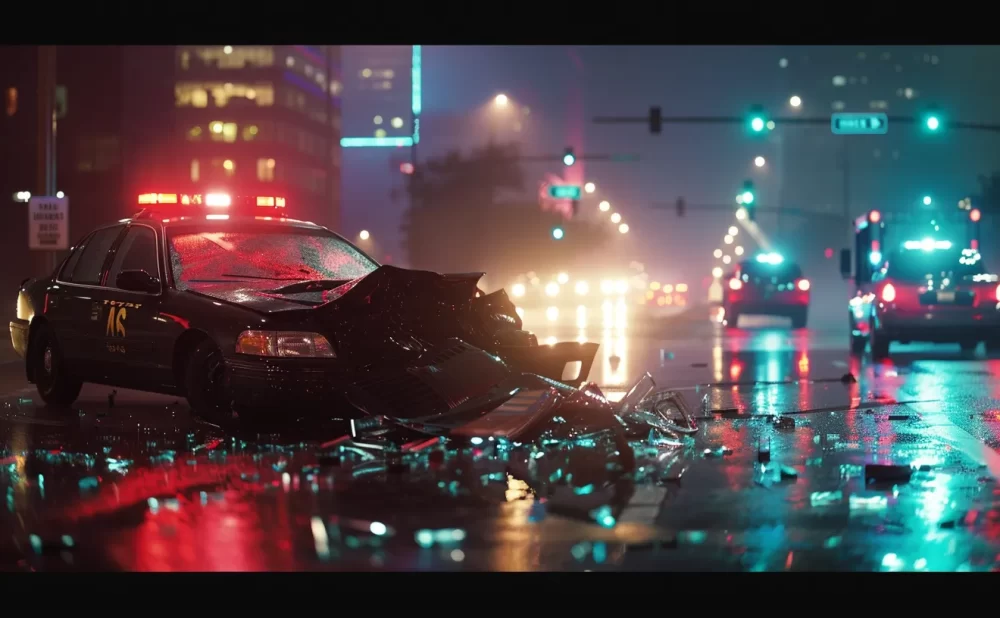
36, 46, 57, 274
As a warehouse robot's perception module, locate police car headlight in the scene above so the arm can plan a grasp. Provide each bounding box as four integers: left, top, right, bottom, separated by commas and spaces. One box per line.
236, 330, 336, 358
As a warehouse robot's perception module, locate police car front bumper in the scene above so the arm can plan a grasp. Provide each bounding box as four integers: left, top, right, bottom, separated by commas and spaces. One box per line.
9, 319, 29, 359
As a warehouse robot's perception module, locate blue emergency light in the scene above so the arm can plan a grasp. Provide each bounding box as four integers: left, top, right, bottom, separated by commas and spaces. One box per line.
755, 252, 784, 265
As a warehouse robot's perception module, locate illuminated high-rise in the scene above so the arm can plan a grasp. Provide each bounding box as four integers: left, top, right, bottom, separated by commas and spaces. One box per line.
172, 45, 342, 228
340, 46, 421, 148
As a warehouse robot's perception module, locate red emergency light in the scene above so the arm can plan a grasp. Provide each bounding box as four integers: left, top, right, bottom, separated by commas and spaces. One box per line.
137, 192, 286, 212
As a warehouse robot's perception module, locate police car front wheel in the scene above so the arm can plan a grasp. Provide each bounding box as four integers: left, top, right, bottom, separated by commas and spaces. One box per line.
30, 323, 82, 408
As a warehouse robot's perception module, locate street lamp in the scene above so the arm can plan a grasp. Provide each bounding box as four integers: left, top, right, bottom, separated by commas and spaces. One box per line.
584, 182, 596, 194
494, 93, 509, 107
728, 226, 738, 236
618, 223, 629, 234
610, 212, 622, 224
923, 195, 932, 206
789, 95, 802, 108
599, 200, 611, 212
754, 156, 766, 168
359, 230, 370, 241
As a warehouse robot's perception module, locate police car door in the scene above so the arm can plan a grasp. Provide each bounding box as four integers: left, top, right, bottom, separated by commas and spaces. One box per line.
99, 223, 166, 384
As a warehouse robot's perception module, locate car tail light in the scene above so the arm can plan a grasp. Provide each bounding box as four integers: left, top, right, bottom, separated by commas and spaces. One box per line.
881, 283, 896, 302
729, 278, 742, 290
797, 278, 810, 291
995, 283, 1000, 300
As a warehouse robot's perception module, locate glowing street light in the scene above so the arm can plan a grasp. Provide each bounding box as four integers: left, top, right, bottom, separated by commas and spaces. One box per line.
712, 267, 723, 278
359, 230, 371, 241
610, 212, 622, 224
735, 245, 744, 255
599, 200, 611, 212
494, 93, 509, 107
728, 226, 738, 236
618, 223, 630, 234
754, 156, 766, 167
736, 208, 748, 220
724, 234, 733, 244
922, 195, 932, 206
713, 249, 723, 258
584, 182, 596, 194
789, 95, 802, 108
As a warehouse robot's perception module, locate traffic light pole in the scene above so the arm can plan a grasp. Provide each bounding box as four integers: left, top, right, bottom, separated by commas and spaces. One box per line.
595, 113, 1000, 133
649, 202, 849, 222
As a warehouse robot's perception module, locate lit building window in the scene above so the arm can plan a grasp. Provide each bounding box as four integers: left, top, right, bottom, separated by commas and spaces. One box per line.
873, 149, 881, 159
304, 64, 314, 77
5, 87, 16, 116
904, 87, 915, 99
832, 101, 845, 111
190, 159, 200, 182
374, 81, 392, 90
870, 100, 889, 110
373, 115, 383, 125
881, 52, 891, 60
391, 117, 404, 129
931, 55, 939, 65
857, 51, 866, 60
361, 68, 372, 78
286, 57, 295, 68
208, 121, 238, 143
330, 81, 343, 96
257, 158, 276, 182
182, 46, 274, 70
175, 82, 274, 108
778, 58, 788, 68
375, 128, 387, 138
860, 76, 868, 84
895, 64, 902, 72
242, 125, 259, 141
187, 126, 203, 141
223, 159, 235, 176
832, 75, 846, 86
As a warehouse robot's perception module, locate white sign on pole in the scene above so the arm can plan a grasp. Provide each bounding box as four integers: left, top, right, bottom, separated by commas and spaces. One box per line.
28, 196, 69, 251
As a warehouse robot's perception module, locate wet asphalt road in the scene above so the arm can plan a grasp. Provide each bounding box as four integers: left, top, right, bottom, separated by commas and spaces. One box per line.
3, 304, 1000, 571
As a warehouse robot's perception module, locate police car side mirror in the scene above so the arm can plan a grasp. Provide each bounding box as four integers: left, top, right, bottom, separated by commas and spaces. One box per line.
117, 269, 160, 294
839, 249, 852, 279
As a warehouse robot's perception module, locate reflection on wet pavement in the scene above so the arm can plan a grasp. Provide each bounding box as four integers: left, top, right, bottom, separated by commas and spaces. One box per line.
4, 313, 1000, 571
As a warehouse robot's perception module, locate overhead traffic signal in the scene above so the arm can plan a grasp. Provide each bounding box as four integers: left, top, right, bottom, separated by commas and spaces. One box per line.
747, 105, 770, 135
921, 107, 943, 133
552, 226, 565, 240
649, 106, 662, 134
563, 147, 576, 166
739, 180, 756, 221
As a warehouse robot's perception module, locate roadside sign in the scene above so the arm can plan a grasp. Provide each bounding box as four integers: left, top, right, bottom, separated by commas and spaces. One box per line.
831, 113, 888, 135
28, 196, 68, 250
547, 185, 581, 200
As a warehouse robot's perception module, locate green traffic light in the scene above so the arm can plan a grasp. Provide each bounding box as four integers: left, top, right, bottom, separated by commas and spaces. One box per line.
741, 191, 755, 204
552, 227, 564, 240
926, 116, 940, 131
563, 154, 575, 166
922, 195, 932, 206
750, 117, 765, 132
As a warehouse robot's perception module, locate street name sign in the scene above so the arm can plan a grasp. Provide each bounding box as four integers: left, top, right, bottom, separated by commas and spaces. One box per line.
831, 113, 888, 135
28, 195, 68, 250
548, 185, 581, 200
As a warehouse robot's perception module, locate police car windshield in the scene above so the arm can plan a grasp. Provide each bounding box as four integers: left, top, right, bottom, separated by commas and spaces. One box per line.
740, 261, 802, 280
885, 249, 985, 283
166, 224, 378, 289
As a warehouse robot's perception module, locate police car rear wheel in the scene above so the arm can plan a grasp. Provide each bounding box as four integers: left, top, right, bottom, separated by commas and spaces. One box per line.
31, 324, 82, 407
184, 339, 234, 425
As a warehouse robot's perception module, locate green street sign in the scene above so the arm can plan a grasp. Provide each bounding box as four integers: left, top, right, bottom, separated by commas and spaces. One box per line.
548, 185, 581, 200
831, 112, 888, 135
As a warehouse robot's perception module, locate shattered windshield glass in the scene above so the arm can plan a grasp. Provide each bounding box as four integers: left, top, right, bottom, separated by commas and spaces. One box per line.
167, 224, 379, 289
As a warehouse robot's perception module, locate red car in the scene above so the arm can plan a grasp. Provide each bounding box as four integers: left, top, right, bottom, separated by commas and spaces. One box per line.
723, 253, 810, 328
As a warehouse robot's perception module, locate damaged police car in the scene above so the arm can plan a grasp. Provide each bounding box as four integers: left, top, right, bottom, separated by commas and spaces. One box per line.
10, 192, 598, 427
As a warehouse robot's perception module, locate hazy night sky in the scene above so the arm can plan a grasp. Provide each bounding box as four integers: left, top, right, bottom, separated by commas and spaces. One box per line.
341, 45, 1000, 285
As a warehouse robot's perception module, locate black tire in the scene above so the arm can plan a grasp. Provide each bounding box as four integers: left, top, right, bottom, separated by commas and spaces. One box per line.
183, 339, 234, 425
790, 307, 808, 329
850, 333, 867, 355
986, 337, 1000, 357
725, 306, 740, 328
870, 324, 890, 361
30, 323, 82, 407
959, 339, 979, 355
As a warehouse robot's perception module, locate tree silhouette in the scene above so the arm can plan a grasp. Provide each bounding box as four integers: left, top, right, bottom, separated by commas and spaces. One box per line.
401, 143, 611, 286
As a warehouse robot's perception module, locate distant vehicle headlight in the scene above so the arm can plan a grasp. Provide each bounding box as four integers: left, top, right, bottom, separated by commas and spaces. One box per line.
511, 283, 526, 297
545, 282, 560, 297
236, 330, 336, 358
575, 280, 589, 296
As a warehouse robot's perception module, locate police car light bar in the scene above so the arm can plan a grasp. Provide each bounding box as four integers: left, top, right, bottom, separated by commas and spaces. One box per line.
137, 193, 286, 209
756, 252, 784, 265
903, 239, 952, 251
